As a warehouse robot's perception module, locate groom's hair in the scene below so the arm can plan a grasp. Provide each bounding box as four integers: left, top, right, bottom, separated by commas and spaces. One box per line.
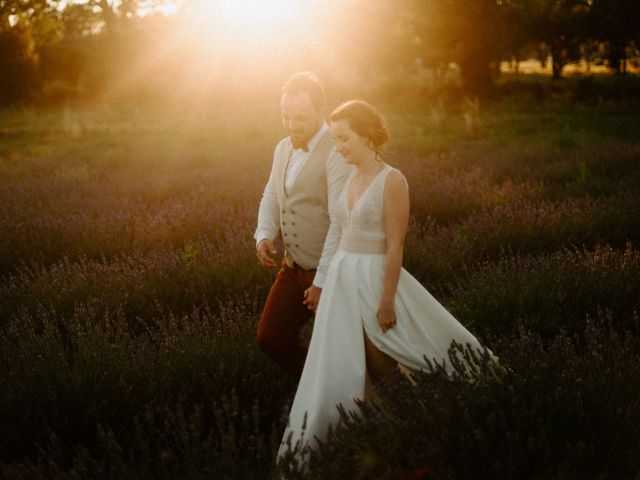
281, 72, 326, 110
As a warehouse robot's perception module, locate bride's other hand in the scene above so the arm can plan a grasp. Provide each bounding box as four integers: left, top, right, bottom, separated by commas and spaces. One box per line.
377, 299, 397, 332
303, 285, 322, 312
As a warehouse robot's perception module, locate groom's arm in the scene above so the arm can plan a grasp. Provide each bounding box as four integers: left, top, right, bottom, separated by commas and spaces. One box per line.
312, 150, 352, 288
254, 153, 280, 249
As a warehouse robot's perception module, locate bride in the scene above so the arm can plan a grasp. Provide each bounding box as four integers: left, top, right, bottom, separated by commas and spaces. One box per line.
278, 100, 488, 465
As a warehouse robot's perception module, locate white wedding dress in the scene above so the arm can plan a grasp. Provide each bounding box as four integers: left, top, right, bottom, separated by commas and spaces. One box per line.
278, 165, 486, 462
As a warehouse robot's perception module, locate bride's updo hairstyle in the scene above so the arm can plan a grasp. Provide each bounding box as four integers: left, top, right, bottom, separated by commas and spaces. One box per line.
330, 100, 390, 154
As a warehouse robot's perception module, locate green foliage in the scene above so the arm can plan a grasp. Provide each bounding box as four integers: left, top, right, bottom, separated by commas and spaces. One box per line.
514, 0, 591, 79
418, 0, 510, 93
0, 26, 40, 106
589, 0, 640, 74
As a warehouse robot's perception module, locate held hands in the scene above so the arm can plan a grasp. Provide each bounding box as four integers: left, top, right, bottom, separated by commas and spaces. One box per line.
256, 239, 277, 268
377, 299, 397, 333
303, 285, 322, 312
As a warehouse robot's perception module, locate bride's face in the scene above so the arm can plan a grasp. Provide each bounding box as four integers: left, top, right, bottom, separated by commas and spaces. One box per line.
330, 119, 371, 164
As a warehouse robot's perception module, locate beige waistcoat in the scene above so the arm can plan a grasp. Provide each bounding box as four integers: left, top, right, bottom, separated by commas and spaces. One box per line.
274, 130, 335, 270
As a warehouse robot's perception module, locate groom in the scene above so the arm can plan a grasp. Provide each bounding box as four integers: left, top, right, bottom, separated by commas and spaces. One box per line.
255, 72, 351, 377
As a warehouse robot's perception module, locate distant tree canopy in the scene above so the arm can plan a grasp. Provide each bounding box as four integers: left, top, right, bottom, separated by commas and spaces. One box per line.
328, 0, 638, 93
0, 0, 638, 106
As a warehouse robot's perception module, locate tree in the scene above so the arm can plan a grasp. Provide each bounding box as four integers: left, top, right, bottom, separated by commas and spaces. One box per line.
589, 0, 640, 74
87, 0, 173, 31
515, 0, 590, 79
1, 1, 60, 28
0, 25, 39, 105
60, 2, 104, 37
404, 0, 515, 94
0, 1, 63, 105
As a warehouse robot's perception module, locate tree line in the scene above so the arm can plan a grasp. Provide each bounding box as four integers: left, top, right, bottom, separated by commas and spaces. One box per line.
1, 0, 639, 106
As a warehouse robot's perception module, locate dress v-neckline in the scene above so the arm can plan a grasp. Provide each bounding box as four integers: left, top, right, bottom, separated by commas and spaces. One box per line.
346, 165, 389, 214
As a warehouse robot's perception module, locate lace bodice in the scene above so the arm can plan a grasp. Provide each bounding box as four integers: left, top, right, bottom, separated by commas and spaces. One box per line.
336, 166, 393, 253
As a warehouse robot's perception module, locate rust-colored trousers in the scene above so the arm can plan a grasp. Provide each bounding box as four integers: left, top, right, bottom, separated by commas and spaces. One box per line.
256, 262, 316, 377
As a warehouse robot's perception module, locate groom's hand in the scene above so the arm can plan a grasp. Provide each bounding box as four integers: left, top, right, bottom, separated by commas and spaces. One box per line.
303, 285, 322, 312
257, 239, 278, 268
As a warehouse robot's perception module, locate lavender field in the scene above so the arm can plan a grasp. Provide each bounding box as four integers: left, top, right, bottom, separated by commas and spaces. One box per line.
2, 85, 640, 479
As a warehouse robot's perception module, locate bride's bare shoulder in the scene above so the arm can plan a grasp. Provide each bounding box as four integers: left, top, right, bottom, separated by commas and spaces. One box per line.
384, 167, 409, 193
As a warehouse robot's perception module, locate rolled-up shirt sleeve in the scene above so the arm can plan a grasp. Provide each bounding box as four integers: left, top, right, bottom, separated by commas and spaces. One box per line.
254, 158, 280, 247
313, 150, 352, 288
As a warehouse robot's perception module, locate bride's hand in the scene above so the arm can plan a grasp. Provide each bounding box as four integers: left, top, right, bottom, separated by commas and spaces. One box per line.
377, 300, 396, 333
303, 285, 322, 312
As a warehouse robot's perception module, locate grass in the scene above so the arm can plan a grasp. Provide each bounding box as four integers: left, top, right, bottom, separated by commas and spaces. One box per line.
1, 77, 640, 478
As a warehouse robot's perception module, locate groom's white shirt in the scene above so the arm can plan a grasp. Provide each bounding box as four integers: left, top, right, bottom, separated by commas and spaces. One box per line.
284, 122, 327, 190
254, 122, 349, 288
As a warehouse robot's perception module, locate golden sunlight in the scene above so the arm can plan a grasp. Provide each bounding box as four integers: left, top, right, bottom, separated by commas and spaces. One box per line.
108, 0, 331, 105
182, 0, 311, 48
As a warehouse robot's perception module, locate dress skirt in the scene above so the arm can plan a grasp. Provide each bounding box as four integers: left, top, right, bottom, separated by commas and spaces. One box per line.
277, 248, 485, 460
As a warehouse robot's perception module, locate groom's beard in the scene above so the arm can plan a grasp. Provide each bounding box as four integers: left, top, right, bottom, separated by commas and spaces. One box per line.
291, 139, 309, 152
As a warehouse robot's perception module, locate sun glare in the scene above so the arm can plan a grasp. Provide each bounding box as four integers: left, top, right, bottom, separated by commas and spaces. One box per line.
139, 3, 179, 17
119, 0, 328, 105
183, 0, 310, 48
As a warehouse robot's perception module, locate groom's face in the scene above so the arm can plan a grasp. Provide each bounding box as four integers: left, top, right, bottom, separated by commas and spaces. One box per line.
281, 92, 324, 146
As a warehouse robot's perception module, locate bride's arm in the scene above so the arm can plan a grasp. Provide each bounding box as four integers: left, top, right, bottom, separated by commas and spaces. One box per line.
378, 170, 410, 332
